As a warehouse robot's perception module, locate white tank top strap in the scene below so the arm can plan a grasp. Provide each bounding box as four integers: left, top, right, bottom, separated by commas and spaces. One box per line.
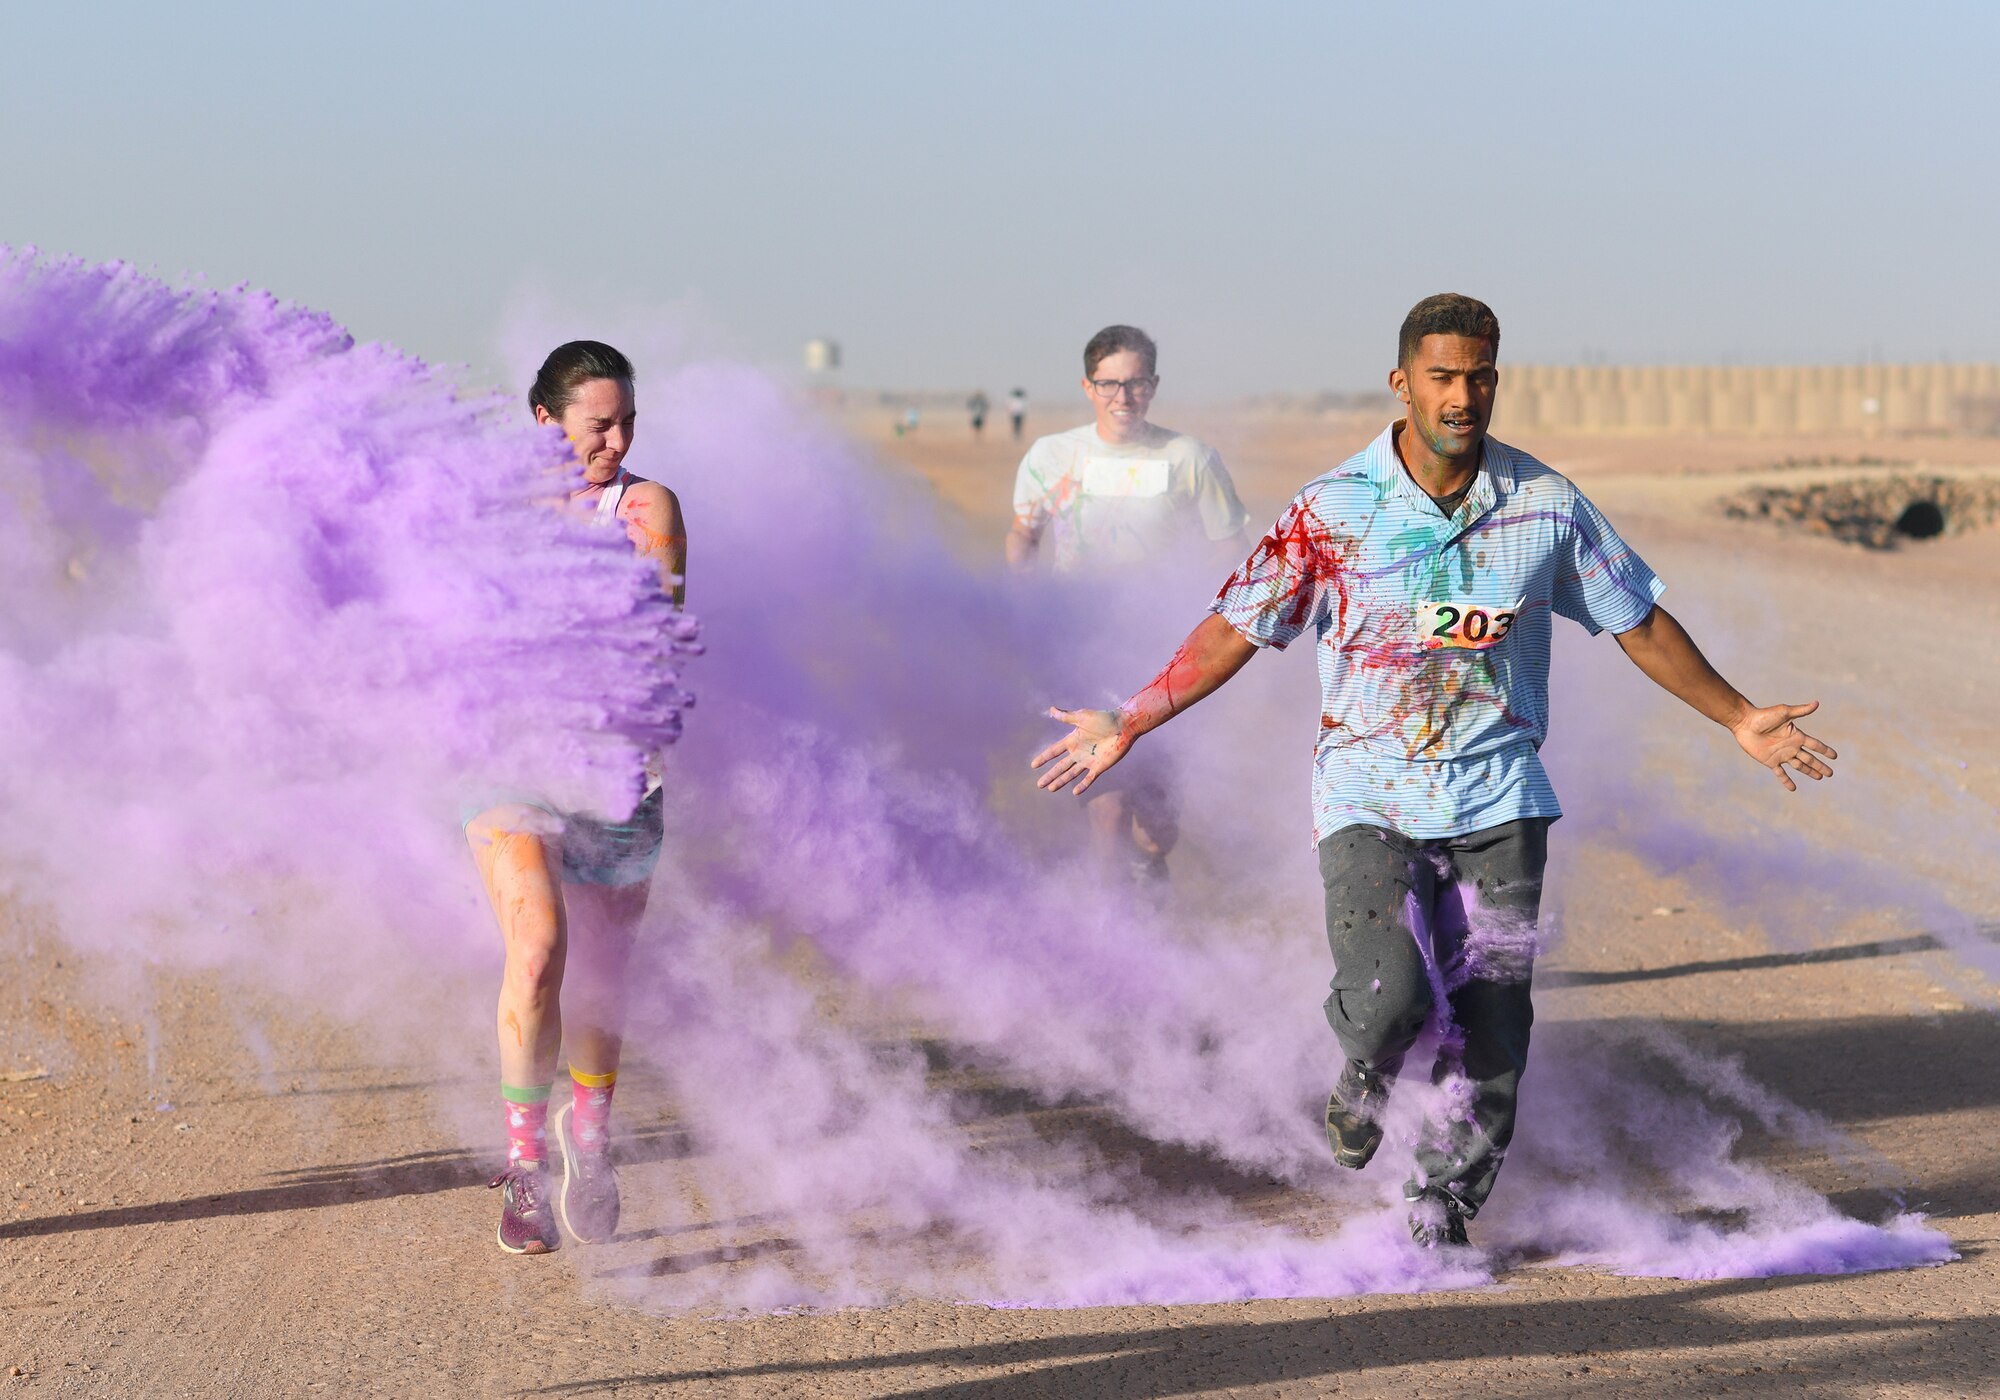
595, 472, 629, 521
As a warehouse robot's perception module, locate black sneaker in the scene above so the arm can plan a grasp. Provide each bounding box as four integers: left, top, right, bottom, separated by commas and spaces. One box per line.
1324, 1062, 1388, 1169
489, 1164, 559, 1255
1407, 1188, 1471, 1249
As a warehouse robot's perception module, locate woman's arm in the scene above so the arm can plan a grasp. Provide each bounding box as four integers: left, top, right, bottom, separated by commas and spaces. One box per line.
619, 481, 687, 606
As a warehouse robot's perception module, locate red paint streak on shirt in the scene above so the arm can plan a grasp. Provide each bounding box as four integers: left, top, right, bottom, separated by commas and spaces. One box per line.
1215, 497, 1352, 638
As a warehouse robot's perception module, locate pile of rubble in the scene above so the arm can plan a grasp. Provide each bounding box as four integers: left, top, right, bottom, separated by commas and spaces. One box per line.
1721, 474, 2000, 549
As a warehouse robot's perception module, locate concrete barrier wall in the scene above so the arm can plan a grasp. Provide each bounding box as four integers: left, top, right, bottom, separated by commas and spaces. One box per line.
1489, 364, 2000, 435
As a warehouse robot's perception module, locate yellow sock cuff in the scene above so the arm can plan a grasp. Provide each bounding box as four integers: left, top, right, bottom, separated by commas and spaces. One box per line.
569, 1066, 618, 1089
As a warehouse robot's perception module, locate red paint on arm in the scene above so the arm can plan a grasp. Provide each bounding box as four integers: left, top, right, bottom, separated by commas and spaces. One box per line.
616, 480, 688, 603
1116, 613, 1258, 742
1152, 640, 1208, 728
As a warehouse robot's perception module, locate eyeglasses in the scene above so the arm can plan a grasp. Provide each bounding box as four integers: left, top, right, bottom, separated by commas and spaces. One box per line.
1087, 376, 1158, 399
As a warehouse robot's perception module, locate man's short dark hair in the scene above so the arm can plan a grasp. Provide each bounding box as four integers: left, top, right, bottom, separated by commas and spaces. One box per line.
1398, 294, 1500, 367
1083, 325, 1158, 378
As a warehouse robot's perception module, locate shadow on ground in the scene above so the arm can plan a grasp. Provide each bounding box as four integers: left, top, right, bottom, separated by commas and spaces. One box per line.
1539, 933, 1949, 987
0, 1119, 695, 1241
513, 1275, 1975, 1398
910, 1035, 1306, 1219
1643, 1010, 2000, 1127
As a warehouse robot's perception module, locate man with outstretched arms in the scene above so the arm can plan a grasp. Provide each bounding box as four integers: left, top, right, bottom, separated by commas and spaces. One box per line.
1009, 325, 1249, 882
1032, 294, 1836, 1248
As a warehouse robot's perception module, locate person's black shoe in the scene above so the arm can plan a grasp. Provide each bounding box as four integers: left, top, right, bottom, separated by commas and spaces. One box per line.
1323, 1062, 1388, 1169
1407, 1188, 1471, 1249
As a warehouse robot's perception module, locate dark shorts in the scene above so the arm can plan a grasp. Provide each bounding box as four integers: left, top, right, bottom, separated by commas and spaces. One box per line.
1082, 744, 1179, 814
1078, 749, 1181, 867
559, 786, 666, 887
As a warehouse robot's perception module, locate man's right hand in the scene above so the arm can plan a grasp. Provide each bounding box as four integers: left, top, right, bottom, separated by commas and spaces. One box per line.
1032, 707, 1132, 795
1031, 614, 1259, 795
1004, 520, 1040, 570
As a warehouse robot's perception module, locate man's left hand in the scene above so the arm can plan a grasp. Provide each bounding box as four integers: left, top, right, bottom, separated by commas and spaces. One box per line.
1732, 700, 1838, 791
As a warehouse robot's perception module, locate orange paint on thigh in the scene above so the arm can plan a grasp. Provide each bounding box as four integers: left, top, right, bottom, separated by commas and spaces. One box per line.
487, 829, 540, 879
484, 829, 558, 935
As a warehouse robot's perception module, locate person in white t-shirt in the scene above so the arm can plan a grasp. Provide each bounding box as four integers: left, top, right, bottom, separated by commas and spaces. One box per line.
1007, 327, 1247, 576
1006, 326, 1249, 880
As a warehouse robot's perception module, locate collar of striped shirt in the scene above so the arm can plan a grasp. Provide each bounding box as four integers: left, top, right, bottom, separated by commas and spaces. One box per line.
1364, 421, 1516, 524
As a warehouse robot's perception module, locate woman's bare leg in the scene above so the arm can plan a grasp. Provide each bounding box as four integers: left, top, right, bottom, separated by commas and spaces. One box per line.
468, 804, 570, 1252
468, 807, 568, 1094
561, 879, 646, 1077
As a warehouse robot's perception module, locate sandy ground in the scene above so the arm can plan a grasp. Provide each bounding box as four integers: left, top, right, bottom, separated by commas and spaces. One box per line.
5, 406, 2000, 1397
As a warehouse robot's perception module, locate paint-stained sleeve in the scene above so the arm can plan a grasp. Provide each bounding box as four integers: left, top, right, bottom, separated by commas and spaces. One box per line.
1552, 489, 1666, 635
1191, 445, 1251, 542
1207, 490, 1338, 650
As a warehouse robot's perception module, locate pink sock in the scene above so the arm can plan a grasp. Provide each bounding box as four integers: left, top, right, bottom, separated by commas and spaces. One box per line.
570, 1068, 617, 1153
501, 1084, 551, 1167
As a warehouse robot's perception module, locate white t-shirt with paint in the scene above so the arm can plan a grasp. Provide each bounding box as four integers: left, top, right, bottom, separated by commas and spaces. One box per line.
1012, 422, 1249, 575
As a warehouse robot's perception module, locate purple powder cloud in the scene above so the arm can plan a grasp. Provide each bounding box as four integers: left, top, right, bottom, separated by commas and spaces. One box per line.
0, 252, 1957, 1307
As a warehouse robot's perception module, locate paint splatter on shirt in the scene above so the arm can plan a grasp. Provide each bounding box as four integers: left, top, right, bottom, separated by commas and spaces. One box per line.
1012, 422, 1249, 575
1211, 424, 1664, 843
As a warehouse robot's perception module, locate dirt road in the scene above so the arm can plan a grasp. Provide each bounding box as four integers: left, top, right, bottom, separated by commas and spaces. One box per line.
4, 416, 1997, 1397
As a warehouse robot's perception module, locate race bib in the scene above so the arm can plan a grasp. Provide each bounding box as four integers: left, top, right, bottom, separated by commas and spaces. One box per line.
1418, 598, 1523, 651
1081, 456, 1170, 498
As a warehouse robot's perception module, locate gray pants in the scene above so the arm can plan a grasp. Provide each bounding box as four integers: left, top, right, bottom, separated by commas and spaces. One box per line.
1318, 817, 1549, 1215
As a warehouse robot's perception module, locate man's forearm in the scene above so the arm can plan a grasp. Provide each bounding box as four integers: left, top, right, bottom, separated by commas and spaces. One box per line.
1118, 612, 1257, 739
1614, 606, 1750, 727
1004, 523, 1039, 569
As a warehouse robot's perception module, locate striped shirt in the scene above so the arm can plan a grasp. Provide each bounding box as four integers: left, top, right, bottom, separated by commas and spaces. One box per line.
1210, 423, 1664, 844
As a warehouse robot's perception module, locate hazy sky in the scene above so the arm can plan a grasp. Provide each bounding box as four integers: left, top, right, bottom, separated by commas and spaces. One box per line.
7, 1, 1996, 400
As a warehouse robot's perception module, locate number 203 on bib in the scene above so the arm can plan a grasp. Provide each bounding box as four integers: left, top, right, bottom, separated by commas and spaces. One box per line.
1418, 598, 1522, 651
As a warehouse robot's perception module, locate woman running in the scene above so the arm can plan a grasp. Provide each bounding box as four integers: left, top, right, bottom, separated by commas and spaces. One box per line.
467, 340, 686, 1255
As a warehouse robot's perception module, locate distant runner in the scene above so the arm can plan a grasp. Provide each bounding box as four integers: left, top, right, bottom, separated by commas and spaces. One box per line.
1032, 295, 1835, 1248
466, 340, 687, 1255
1008, 325, 1249, 881
968, 389, 991, 439
1008, 387, 1027, 441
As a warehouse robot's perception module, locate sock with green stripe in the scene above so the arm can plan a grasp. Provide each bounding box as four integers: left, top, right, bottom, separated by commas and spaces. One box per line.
569, 1067, 617, 1154
501, 1082, 553, 1168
